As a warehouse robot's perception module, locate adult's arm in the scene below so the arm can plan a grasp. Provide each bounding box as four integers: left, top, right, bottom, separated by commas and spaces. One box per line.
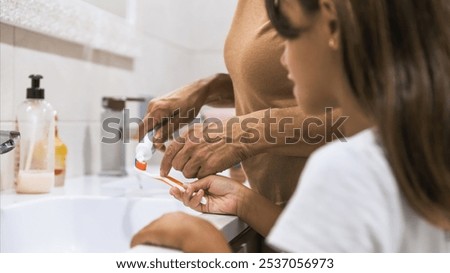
137, 73, 235, 141
160, 106, 345, 178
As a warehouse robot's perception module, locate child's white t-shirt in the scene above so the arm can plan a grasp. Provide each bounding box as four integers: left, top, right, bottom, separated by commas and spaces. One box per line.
267, 129, 450, 252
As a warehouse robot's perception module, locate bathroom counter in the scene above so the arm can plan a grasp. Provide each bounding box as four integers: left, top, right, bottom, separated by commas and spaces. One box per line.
0, 170, 248, 253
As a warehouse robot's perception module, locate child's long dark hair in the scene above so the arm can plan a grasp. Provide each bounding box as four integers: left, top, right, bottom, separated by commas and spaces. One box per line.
267, 0, 450, 228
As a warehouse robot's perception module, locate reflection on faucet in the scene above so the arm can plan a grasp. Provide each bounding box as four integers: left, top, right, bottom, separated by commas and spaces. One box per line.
100, 97, 145, 176
83, 125, 93, 175
0, 131, 20, 154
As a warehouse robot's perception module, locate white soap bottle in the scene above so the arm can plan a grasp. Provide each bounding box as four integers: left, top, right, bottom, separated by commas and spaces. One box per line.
16, 75, 55, 193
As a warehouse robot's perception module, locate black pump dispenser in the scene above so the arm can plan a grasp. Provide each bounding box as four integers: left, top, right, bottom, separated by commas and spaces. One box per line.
26, 74, 45, 99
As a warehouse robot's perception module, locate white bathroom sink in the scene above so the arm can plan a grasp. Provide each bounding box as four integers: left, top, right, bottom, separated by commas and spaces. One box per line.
0, 196, 199, 252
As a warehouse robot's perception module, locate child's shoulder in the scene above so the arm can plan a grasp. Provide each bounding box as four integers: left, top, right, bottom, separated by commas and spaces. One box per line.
310, 128, 381, 166
302, 128, 395, 191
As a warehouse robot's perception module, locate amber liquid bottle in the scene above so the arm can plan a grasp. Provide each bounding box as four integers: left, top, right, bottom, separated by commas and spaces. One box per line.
54, 113, 67, 187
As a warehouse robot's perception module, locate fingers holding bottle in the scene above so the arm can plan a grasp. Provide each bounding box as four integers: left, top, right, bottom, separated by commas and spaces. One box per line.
159, 121, 251, 178
137, 76, 217, 141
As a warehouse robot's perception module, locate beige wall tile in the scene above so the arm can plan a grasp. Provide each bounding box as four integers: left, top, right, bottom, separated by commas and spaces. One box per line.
0, 24, 15, 122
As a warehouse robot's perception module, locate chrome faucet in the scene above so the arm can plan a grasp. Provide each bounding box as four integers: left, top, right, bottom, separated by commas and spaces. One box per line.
99, 97, 145, 176
0, 130, 20, 154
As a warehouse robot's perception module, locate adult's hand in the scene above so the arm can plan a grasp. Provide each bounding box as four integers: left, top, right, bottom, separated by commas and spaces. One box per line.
137, 74, 235, 146
130, 212, 231, 253
160, 117, 255, 178
137, 80, 209, 145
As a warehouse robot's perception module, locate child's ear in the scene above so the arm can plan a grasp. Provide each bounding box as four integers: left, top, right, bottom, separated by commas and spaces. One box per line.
320, 0, 340, 50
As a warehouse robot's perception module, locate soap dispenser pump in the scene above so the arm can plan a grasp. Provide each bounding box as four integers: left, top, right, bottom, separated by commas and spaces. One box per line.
16, 74, 55, 193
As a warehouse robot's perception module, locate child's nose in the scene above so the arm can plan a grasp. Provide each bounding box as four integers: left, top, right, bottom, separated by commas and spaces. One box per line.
280, 45, 288, 69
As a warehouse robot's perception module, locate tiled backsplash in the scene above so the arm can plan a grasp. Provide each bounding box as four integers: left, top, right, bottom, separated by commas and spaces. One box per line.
0, 0, 237, 190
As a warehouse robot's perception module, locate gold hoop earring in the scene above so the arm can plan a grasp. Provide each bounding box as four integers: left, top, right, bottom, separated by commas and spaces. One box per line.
328, 39, 336, 48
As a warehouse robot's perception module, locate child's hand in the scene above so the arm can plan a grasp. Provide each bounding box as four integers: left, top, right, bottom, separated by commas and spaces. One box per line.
130, 212, 231, 253
170, 175, 247, 216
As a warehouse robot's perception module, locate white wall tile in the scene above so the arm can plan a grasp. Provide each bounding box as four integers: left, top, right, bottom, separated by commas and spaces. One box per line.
190, 51, 228, 79
12, 28, 137, 123
57, 121, 88, 178
56, 119, 142, 178
12, 34, 90, 122
186, 0, 238, 51
134, 0, 237, 51
0, 1, 237, 190
133, 36, 193, 98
